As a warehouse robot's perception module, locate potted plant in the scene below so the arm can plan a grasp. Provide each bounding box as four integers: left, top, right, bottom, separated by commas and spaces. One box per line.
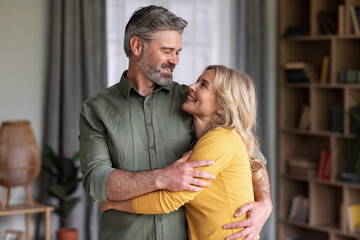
340, 105, 360, 183
42, 145, 82, 240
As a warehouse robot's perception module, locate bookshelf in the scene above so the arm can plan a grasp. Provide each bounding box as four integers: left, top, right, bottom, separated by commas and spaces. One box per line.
278, 0, 360, 240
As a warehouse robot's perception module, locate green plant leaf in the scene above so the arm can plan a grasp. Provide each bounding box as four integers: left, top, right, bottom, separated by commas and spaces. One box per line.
59, 197, 81, 219
47, 184, 67, 201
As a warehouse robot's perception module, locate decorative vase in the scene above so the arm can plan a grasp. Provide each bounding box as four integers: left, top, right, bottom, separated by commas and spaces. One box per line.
57, 228, 78, 240
0, 121, 41, 209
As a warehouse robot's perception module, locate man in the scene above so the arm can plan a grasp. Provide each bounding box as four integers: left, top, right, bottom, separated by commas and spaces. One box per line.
79, 5, 272, 240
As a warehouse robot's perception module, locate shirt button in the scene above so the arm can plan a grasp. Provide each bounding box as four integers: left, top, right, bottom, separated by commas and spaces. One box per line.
157, 218, 161, 222
148, 122, 152, 126
150, 145, 155, 150
145, 102, 150, 106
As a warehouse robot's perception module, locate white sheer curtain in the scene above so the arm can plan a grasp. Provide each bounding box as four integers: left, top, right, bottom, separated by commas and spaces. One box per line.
106, 0, 236, 87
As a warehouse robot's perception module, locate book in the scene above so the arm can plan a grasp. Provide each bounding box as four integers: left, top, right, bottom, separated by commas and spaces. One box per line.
338, 5, 344, 35
355, 6, 360, 32
286, 237, 305, 240
340, 70, 360, 84
320, 56, 330, 84
318, 11, 338, 34
288, 195, 301, 221
298, 105, 311, 130
288, 195, 309, 223
288, 158, 317, 177
322, 152, 331, 180
350, 6, 360, 34
331, 105, 344, 132
346, 202, 360, 233
284, 62, 319, 83
317, 150, 327, 179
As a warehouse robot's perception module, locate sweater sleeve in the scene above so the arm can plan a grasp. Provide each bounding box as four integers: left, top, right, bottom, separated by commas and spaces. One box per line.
132, 128, 247, 214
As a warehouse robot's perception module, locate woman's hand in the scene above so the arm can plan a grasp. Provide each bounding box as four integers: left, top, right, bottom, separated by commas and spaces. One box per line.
99, 201, 113, 212
99, 200, 135, 213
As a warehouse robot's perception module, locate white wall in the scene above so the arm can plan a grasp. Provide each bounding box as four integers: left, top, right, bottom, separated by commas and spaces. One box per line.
0, 0, 48, 236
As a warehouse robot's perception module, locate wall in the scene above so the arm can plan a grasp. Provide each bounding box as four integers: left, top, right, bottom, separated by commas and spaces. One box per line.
0, 0, 48, 236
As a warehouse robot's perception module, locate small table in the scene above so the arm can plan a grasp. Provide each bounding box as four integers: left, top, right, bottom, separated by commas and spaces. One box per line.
0, 203, 54, 240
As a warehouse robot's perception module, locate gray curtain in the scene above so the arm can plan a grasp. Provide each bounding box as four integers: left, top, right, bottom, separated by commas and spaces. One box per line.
237, 1, 278, 239
38, 0, 107, 239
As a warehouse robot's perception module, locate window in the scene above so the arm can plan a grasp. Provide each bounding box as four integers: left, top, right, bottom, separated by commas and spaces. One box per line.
106, 0, 235, 86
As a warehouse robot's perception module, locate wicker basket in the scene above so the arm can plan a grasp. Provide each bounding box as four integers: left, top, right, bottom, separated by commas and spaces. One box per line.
0, 121, 41, 208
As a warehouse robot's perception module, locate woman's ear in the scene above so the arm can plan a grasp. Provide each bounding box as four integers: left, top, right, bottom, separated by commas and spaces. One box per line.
216, 108, 224, 115
129, 36, 143, 57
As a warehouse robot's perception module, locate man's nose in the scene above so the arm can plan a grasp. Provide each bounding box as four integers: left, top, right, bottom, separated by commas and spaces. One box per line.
168, 53, 179, 65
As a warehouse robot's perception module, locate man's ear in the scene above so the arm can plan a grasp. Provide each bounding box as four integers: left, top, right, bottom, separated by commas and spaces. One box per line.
129, 36, 143, 57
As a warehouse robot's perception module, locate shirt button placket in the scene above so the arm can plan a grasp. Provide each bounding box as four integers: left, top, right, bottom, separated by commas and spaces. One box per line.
145, 97, 162, 240
144, 98, 157, 168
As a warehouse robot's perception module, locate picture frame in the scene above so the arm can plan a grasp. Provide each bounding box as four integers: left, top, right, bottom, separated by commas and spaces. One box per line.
4, 230, 24, 240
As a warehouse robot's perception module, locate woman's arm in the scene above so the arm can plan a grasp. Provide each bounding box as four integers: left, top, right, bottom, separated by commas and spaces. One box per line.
100, 129, 245, 214
99, 199, 134, 212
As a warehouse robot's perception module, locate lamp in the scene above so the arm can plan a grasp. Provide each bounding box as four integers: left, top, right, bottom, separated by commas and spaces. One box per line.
0, 121, 41, 209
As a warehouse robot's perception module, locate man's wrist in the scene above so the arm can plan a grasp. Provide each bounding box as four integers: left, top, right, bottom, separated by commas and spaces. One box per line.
153, 168, 167, 190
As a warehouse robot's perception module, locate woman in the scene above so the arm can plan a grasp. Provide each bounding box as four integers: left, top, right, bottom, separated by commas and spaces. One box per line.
100, 65, 264, 240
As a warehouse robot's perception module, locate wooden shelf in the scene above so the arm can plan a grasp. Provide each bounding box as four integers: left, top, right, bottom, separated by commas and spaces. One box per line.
0, 203, 54, 240
280, 218, 360, 239
283, 35, 360, 41
278, 0, 360, 239
280, 83, 360, 89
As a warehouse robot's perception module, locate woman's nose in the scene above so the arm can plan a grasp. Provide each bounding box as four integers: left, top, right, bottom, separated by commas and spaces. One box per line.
188, 83, 196, 92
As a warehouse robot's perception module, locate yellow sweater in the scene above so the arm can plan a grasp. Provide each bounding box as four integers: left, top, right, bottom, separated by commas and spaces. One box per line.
132, 127, 255, 240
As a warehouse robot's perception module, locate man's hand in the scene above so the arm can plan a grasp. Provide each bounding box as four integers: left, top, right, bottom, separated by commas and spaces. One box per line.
223, 199, 272, 240
156, 151, 216, 192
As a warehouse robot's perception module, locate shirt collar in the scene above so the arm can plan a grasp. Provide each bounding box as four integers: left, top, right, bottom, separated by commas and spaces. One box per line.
118, 71, 170, 99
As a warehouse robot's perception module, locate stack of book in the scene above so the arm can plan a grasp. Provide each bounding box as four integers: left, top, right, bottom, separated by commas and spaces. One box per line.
284, 62, 319, 83
340, 70, 360, 84
288, 158, 317, 177
288, 195, 310, 223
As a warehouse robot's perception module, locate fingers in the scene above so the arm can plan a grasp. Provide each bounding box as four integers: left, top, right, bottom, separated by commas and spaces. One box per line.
189, 177, 211, 187
185, 185, 203, 192
234, 202, 253, 217
178, 150, 192, 163
223, 218, 249, 229
188, 159, 214, 168
225, 228, 256, 240
191, 170, 215, 180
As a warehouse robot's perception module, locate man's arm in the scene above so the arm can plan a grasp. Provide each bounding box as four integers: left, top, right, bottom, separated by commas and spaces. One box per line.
106, 151, 215, 201
80, 102, 215, 202
224, 165, 273, 240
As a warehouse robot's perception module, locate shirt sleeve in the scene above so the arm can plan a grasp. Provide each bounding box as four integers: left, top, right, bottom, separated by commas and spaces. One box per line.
132, 129, 248, 214
79, 102, 115, 202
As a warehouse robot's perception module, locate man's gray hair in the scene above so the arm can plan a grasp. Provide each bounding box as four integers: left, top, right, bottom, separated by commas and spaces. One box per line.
124, 5, 188, 57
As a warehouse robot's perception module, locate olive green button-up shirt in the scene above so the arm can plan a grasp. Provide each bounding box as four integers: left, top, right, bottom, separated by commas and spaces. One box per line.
79, 71, 193, 240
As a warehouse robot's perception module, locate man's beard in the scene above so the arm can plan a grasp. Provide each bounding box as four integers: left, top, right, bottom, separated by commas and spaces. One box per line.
137, 48, 174, 86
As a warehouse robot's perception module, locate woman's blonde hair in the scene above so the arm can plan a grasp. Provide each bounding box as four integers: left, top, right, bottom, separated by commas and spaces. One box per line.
206, 65, 264, 183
